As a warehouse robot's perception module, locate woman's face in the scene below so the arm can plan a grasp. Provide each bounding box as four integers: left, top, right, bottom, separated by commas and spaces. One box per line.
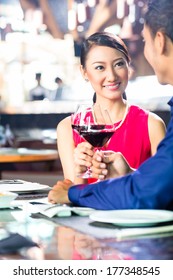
81, 45, 129, 101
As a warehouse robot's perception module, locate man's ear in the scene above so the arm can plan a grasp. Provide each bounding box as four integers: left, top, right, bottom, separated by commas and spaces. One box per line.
155, 31, 167, 54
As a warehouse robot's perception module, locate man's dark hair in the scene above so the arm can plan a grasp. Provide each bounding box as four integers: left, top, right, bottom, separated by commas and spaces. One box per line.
55, 77, 62, 84
35, 73, 41, 79
144, 0, 173, 42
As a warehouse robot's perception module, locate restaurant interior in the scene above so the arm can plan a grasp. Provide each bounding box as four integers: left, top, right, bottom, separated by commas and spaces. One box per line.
0, 0, 172, 182
0, 0, 173, 262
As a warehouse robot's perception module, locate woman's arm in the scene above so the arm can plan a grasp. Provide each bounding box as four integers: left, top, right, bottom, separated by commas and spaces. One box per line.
57, 117, 94, 184
57, 117, 75, 181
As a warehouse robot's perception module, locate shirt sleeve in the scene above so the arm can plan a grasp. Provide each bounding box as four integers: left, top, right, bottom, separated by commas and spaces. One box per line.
69, 123, 173, 210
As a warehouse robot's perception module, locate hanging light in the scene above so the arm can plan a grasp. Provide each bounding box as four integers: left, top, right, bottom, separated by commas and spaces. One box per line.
77, 3, 87, 23
117, 0, 126, 19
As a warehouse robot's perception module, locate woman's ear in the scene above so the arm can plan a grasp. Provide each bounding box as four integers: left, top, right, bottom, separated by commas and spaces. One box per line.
128, 65, 135, 80
80, 65, 88, 81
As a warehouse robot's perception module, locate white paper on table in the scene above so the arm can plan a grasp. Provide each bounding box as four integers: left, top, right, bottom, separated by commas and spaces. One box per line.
23, 200, 96, 218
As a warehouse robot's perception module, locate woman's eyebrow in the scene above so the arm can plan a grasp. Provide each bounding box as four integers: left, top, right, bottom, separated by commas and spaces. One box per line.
91, 57, 124, 65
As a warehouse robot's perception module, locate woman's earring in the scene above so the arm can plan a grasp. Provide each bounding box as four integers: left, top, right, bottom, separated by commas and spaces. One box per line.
85, 78, 89, 82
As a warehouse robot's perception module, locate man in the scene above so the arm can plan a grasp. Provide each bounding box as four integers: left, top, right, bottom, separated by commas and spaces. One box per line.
29, 73, 49, 101
52, 77, 64, 101
48, 0, 173, 211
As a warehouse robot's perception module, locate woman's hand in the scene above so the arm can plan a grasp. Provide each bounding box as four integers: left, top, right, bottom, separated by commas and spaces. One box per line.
91, 151, 135, 180
74, 142, 94, 177
48, 179, 73, 204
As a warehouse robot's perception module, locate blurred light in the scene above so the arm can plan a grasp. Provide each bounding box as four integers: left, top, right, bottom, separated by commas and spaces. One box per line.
68, 10, 76, 31
128, 4, 135, 23
0, 3, 24, 20
13, 5, 24, 20
24, 10, 43, 30
139, 17, 144, 24
105, 24, 121, 35
77, 3, 86, 23
127, 0, 134, 4
117, 0, 125, 19
87, 0, 96, 8
138, 1, 145, 8
120, 17, 133, 39
0, 17, 7, 29
77, 25, 84, 33
11, 19, 25, 32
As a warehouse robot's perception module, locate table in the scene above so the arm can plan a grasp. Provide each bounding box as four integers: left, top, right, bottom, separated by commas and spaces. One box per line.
0, 200, 173, 260
0, 148, 58, 163
0, 148, 59, 179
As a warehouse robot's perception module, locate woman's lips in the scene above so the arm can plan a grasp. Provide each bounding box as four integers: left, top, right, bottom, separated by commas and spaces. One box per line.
104, 83, 121, 90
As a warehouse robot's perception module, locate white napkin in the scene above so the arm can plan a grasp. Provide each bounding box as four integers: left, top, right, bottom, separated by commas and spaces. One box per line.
30, 203, 72, 218
26, 200, 95, 218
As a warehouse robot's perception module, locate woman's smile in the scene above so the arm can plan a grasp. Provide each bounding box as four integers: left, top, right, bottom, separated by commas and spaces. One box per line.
103, 82, 121, 91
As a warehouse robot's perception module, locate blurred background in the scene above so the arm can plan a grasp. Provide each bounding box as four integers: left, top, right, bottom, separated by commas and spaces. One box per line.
0, 0, 172, 112
0, 0, 172, 183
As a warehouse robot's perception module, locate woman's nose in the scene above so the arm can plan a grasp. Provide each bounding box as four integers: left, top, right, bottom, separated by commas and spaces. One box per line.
107, 67, 118, 81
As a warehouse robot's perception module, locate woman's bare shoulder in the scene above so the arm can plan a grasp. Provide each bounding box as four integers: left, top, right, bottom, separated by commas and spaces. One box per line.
148, 111, 166, 128
148, 112, 166, 140
57, 116, 71, 133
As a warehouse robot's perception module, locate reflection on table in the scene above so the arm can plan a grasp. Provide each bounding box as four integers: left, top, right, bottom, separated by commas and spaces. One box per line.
1, 199, 173, 260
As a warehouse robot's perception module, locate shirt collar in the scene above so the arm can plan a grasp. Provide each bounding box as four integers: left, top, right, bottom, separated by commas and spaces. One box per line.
168, 97, 173, 117
168, 97, 173, 107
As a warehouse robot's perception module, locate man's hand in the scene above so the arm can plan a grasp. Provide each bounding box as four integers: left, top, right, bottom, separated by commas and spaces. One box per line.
91, 151, 135, 180
48, 179, 73, 204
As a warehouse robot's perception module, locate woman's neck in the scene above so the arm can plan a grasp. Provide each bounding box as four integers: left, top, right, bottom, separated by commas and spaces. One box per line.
95, 98, 127, 123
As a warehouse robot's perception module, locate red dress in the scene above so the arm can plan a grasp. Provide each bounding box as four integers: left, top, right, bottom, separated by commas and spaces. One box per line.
72, 105, 151, 182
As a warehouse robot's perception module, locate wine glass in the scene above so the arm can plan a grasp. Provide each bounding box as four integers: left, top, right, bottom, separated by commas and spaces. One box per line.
71, 103, 115, 178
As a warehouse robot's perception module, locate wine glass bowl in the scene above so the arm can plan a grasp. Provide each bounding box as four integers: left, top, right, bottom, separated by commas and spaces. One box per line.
80, 124, 114, 148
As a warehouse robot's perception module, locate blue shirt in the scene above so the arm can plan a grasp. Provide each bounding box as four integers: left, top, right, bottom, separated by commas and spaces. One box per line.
69, 97, 173, 210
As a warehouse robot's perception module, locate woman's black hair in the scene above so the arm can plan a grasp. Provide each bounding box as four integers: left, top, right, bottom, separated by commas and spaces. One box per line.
80, 31, 131, 68
93, 92, 96, 104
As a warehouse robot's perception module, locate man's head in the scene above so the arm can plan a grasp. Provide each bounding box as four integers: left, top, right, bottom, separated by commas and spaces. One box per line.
144, 0, 173, 42
35, 73, 42, 84
55, 77, 63, 86
143, 0, 173, 85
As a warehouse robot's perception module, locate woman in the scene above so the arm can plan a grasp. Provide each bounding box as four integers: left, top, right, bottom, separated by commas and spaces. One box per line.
57, 32, 166, 185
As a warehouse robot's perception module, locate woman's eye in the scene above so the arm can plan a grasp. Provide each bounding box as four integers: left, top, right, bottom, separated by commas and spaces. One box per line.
95, 65, 104, 70
115, 61, 125, 67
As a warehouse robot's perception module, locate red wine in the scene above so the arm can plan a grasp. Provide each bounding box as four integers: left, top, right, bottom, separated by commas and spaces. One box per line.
72, 124, 114, 147
72, 124, 105, 134
81, 130, 114, 147
72, 124, 86, 134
